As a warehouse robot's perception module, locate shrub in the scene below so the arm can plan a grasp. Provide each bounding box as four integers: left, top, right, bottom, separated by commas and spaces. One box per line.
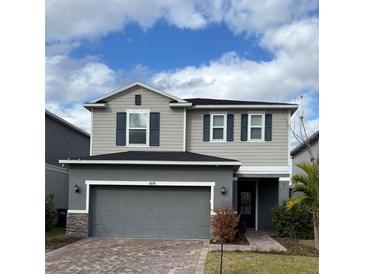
45, 193, 57, 231
272, 196, 314, 239
211, 204, 240, 242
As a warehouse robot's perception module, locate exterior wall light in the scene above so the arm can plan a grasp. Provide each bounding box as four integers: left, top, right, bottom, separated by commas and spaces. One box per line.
221, 186, 227, 195
74, 184, 80, 193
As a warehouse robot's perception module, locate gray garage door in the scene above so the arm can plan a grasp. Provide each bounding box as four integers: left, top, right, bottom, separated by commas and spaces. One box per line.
89, 185, 211, 239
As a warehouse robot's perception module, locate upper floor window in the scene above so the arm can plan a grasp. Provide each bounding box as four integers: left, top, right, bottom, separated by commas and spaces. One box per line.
127, 110, 148, 145
248, 114, 264, 141
211, 114, 226, 141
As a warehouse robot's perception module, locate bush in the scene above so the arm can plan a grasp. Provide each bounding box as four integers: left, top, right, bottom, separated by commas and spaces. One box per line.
211, 204, 240, 242
45, 193, 57, 231
272, 196, 313, 239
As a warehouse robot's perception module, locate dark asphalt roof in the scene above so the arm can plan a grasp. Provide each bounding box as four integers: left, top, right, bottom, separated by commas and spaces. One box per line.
69, 151, 239, 162
290, 131, 319, 156
45, 109, 90, 138
181, 98, 296, 106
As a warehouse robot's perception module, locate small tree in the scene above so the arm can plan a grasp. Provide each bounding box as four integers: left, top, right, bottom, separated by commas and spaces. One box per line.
292, 160, 319, 250
45, 193, 57, 231
211, 204, 239, 242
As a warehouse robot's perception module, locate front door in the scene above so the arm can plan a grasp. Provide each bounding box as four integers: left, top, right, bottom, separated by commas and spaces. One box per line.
237, 181, 256, 228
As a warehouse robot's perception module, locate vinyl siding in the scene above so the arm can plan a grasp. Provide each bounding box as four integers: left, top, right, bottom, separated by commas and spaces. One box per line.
292, 140, 319, 175
45, 115, 90, 165
92, 86, 184, 155
186, 109, 290, 166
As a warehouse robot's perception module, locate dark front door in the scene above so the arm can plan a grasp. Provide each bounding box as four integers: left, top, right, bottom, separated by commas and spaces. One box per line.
237, 181, 256, 228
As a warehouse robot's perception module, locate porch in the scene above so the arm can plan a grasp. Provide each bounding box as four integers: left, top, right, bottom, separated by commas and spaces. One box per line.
233, 177, 289, 231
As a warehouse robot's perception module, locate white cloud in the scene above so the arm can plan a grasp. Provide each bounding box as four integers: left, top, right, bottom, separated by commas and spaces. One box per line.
46, 102, 91, 133
46, 54, 119, 104
151, 19, 318, 102
46, 0, 317, 42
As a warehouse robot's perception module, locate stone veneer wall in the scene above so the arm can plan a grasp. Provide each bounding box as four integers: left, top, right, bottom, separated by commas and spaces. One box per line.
66, 213, 88, 237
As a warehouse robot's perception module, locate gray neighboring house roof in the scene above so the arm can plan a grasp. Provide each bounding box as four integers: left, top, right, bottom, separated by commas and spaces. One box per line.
290, 130, 319, 157
45, 109, 90, 138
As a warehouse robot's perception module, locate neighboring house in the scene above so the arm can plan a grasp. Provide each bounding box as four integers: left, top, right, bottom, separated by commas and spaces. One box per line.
45, 110, 90, 216
60, 82, 298, 238
291, 130, 319, 176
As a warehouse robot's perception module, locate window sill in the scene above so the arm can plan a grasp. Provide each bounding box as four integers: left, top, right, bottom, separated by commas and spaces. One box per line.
126, 144, 150, 147
209, 139, 227, 143
247, 139, 265, 143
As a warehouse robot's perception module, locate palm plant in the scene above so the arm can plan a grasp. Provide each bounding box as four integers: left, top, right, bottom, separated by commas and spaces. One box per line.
292, 159, 319, 250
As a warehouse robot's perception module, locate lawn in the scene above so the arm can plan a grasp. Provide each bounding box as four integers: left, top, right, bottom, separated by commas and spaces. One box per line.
46, 227, 83, 252
204, 252, 319, 274
204, 237, 319, 274
272, 237, 319, 257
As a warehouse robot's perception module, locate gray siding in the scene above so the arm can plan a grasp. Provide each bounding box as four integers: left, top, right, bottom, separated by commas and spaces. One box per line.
91, 86, 184, 155
68, 165, 233, 211
292, 140, 319, 175
45, 165, 69, 209
45, 115, 90, 165
186, 109, 290, 166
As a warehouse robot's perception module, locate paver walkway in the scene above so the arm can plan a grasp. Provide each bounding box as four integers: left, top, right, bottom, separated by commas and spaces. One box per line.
46, 238, 209, 274
209, 231, 286, 252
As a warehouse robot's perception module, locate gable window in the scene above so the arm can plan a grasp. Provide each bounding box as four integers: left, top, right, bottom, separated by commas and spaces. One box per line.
211, 114, 226, 141
127, 110, 149, 145
248, 114, 264, 141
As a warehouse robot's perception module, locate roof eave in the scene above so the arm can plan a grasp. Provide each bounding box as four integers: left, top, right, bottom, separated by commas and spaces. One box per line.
88, 82, 187, 104
83, 103, 108, 111
59, 159, 242, 166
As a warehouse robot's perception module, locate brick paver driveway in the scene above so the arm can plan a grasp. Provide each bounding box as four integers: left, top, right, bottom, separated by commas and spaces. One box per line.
46, 238, 208, 274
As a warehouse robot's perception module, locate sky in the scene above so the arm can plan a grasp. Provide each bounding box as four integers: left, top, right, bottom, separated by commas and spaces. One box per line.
45, 0, 319, 148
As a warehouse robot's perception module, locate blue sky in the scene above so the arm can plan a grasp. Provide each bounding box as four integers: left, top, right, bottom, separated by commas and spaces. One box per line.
45, 0, 319, 146
70, 22, 272, 72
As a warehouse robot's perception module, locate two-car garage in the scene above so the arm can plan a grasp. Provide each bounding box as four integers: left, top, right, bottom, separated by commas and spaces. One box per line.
63, 152, 239, 240
89, 185, 211, 239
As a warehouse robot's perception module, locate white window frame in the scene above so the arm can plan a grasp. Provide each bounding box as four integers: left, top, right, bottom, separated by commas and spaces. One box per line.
248, 113, 265, 142
126, 109, 150, 147
210, 113, 226, 142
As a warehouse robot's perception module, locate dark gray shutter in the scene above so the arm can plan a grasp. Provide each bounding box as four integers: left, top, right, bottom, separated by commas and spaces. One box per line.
203, 114, 210, 141
150, 112, 160, 146
227, 114, 234, 141
116, 112, 126, 146
241, 113, 248, 141
135, 95, 141, 105
265, 113, 272, 141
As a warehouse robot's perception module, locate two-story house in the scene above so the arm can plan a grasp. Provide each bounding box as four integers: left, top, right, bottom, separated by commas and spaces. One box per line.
45, 110, 90, 225
60, 82, 298, 238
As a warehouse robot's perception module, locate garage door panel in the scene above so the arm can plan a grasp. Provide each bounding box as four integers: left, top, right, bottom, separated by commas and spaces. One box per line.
89, 185, 211, 239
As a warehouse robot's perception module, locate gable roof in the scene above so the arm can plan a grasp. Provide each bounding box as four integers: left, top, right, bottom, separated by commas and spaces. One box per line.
59, 151, 241, 166
45, 109, 90, 138
87, 82, 187, 104
183, 98, 297, 106
290, 130, 319, 156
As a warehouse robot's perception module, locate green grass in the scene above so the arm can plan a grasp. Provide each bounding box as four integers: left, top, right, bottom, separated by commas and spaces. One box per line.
204, 251, 319, 274
272, 237, 318, 257
46, 227, 83, 252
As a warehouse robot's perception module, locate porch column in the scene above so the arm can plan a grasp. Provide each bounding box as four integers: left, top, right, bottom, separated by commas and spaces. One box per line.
278, 177, 290, 206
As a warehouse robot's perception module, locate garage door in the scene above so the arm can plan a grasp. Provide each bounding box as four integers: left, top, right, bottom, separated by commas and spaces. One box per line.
89, 185, 211, 239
